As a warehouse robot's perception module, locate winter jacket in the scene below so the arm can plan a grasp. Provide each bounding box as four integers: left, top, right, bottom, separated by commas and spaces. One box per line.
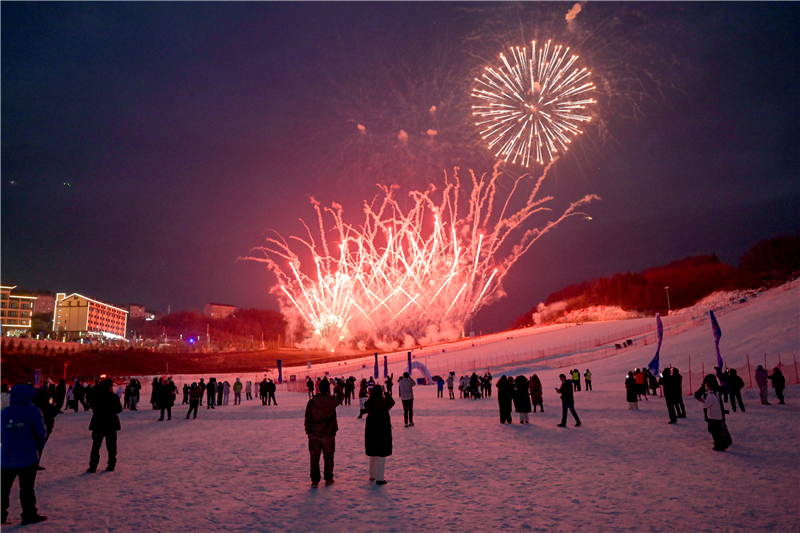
159, 382, 176, 408
304, 387, 345, 438
768, 370, 786, 390
529, 376, 543, 404
437, 378, 445, 390
233, 381, 243, 393
496, 377, 513, 412
584, 371, 592, 381
755, 368, 769, 387
398, 377, 415, 401
446, 376, 454, 389
672, 372, 684, 398
364, 392, 395, 457
703, 391, 724, 420
88, 383, 123, 433
571, 370, 580, 381
557, 380, 574, 403
728, 373, 745, 393
513, 377, 532, 413
625, 376, 638, 402
1, 385, 47, 469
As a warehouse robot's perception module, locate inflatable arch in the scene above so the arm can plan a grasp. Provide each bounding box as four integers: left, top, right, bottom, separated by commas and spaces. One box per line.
409, 361, 433, 384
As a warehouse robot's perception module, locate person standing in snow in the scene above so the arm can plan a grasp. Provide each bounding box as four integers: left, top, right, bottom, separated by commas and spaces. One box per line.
206, 378, 216, 409
727, 369, 745, 412
259, 379, 269, 406
186, 383, 201, 419
342, 378, 352, 406
364, 385, 394, 485
584, 369, 593, 391
696, 374, 732, 451
217, 380, 224, 407
715, 367, 730, 405
513, 375, 532, 424
633, 369, 647, 401
222, 381, 231, 406
658, 368, 679, 424
86, 378, 122, 473
383, 375, 393, 397
529, 374, 544, 412
158, 379, 176, 421
571, 369, 581, 392
768, 368, 786, 405
556, 374, 581, 427
233, 378, 243, 405
754, 365, 770, 405
436, 376, 445, 398
357, 379, 369, 419
1, 384, 48, 525
304, 378, 344, 488
496, 376, 513, 424
245, 380, 253, 401
626, 372, 639, 410
182, 384, 189, 405
398, 372, 416, 427
446, 374, 455, 399
266, 379, 277, 405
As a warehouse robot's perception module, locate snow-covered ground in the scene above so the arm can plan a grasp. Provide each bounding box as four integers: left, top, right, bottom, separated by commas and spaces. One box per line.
4, 283, 798, 532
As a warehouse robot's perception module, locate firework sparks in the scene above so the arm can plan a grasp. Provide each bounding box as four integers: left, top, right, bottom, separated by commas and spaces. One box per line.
472, 40, 596, 167
246, 163, 598, 352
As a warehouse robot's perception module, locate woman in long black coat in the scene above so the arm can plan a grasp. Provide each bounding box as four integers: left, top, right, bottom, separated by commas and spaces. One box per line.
364, 385, 395, 485
625, 372, 639, 410
496, 376, 513, 424
513, 375, 532, 424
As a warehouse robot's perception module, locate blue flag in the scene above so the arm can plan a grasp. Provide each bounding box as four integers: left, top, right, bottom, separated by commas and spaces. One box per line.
647, 314, 663, 377
709, 310, 723, 368
374, 352, 379, 379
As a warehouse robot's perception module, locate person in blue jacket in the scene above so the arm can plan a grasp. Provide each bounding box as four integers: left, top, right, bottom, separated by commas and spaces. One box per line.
1, 384, 48, 525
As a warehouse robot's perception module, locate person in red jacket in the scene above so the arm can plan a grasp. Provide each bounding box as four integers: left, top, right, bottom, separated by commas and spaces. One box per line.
304, 379, 344, 488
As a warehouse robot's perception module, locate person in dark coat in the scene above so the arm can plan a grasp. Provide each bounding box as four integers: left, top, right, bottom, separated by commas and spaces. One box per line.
1, 385, 48, 525
768, 368, 786, 405
86, 379, 122, 473
182, 384, 190, 405
259, 379, 269, 406
306, 378, 314, 398
150, 378, 161, 410
158, 380, 175, 421
206, 378, 216, 409
73, 381, 88, 411
625, 372, 639, 410
357, 379, 369, 419
217, 380, 224, 407
186, 383, 201, 419
364, 385, 395, 485
658, 368, 679, 424
529, 374, 544, 412
304, 378, 344, 487
727, 368, 746, 412
556, 374, 581, 427
513, 375, 532, 423
54, 380, 66, 412
496, 376, 513, 424
33, 385, 59, 441
266, 380, 277, 405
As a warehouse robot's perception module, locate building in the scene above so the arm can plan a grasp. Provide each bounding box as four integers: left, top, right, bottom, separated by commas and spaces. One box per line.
128, 304, 146, 320
204, 303, 237, 319
33, 293, 56, 315
1, 285, 37, 336
53, 293, 129, 341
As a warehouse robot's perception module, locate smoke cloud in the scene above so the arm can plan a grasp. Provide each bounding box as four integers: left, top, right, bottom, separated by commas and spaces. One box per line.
565, 3, 582, 23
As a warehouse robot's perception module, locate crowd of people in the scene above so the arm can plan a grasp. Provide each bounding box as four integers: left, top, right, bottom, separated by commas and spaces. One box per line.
1, 360, 793, 522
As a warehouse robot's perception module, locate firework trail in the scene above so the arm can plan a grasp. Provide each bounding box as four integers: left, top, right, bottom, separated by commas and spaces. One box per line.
472, 40, 596, 167
246, 162, 598, 352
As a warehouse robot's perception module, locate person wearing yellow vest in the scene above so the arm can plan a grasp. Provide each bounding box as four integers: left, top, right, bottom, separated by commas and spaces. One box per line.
571, 369, 581, 392
584, 369, 592, 391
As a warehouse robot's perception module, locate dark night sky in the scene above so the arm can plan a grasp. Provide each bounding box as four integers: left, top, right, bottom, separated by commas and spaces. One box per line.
2, 2, 798, 333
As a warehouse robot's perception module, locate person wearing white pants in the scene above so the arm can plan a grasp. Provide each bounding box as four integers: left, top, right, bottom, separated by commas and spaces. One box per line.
364, 385, 395, 485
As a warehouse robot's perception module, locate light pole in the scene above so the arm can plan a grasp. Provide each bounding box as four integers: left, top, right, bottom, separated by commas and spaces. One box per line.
664, 286, 671, 314
305, 336, 311, 369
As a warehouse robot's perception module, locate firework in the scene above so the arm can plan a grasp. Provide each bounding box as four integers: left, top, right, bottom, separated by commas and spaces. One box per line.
472, 41, 596, 167
246, 163, 598, 352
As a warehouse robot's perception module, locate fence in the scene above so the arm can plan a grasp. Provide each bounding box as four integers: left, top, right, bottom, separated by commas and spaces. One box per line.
682, 353, 799, 397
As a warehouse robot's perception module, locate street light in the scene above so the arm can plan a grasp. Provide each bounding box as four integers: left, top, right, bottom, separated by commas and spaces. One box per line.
664, 286, 671, 314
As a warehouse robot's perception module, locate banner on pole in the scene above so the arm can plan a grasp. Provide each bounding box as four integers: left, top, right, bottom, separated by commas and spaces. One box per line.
277, 360, 283, 384
374, 353, 379, 379
710, 310, 724, 368
647, 314, 663, 377
383, 356, 388, 379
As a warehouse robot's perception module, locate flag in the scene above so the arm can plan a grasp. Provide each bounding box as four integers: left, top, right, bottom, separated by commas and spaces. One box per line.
277, 359, 283, 384
383, 356, 388, 379
647, 314, 663, 377
374, 352, 379, 379
709, 310, 723, 368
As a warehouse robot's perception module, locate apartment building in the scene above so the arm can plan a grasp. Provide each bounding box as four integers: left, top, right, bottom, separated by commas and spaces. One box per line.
0, 285, 37, 336
53, 293, 129, 341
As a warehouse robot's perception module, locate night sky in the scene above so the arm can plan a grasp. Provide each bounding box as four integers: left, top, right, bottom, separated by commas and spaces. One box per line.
3, 2, 798, 334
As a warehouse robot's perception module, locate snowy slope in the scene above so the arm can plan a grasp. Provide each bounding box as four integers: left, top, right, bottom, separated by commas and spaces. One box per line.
2, 284, 798, 532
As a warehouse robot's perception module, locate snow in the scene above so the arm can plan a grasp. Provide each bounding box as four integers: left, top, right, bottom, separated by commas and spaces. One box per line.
4, 282, 798, 532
